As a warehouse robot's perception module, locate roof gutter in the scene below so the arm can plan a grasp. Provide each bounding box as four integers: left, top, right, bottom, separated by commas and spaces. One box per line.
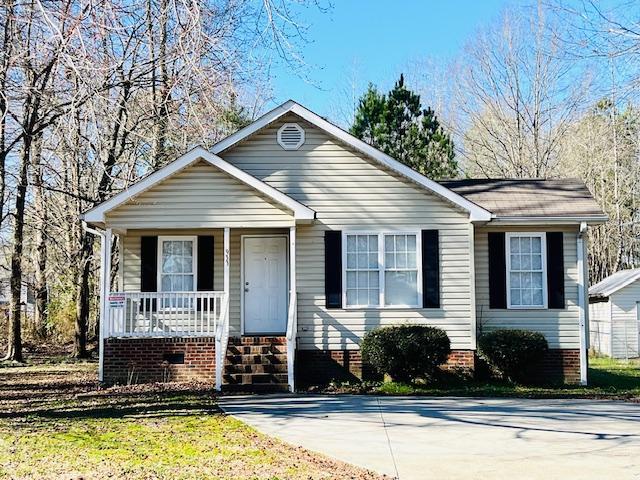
488, 215, 608, 226
577, 221, 589, 385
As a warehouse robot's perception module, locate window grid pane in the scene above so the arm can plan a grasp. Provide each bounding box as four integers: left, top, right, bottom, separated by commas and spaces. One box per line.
383, 234, 418, 306
508, 234, 544, 307
346, 234, 380, 306
160, 239, 194, 293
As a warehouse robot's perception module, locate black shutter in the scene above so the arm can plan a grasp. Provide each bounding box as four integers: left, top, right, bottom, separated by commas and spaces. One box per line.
422, 230, 440, 308
488, 232, 507, 309
546, 232, 565, 309
140, 236, 158, 292
325, 230, 342, 309
197, 236, 215, 291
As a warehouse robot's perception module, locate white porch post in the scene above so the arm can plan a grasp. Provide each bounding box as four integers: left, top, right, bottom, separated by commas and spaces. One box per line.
289, 226, 296, 307
223, 227, 230, 296
96, 231, 106, 382
215, 227, 231, 392
288, 225, 296, 391
577, 222, 588, 385
100, 228, 112, 382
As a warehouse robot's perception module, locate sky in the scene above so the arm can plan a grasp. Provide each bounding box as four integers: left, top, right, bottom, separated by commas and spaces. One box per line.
268, 0, 514, 118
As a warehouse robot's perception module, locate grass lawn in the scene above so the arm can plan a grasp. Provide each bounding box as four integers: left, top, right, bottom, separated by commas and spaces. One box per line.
324, 356, 640, 400
0, 361, 383, 480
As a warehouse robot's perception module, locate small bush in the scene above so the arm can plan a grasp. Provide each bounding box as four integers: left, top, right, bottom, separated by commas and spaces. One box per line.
361, 325, 451, 383
478, 329, 548, 383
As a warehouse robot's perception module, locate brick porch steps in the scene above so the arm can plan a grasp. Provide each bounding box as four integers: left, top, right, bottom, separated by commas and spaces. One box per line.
221, 336, 289, 392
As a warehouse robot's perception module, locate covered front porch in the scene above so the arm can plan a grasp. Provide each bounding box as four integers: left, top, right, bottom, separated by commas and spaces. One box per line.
95, 226, 299, 391
81, 148, 317, 391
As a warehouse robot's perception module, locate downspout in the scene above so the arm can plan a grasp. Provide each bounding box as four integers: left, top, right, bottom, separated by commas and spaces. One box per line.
82, 221, 107, 382
577, 222, 589, 385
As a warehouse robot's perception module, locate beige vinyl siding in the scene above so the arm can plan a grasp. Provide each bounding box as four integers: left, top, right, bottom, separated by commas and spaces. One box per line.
120, 228, 289, 337
474, 225, 581, 349
121, 229, 224, 293
589, 300, 611, 356
610, 281, 640, 358
105, 160, 294, 230
221, 114, 475, 350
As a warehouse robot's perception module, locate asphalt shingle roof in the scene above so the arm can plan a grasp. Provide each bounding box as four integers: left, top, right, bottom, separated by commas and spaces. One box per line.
438, 178, 605, 218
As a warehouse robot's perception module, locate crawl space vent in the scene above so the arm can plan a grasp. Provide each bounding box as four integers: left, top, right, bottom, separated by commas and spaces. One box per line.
277, 123, 305, 150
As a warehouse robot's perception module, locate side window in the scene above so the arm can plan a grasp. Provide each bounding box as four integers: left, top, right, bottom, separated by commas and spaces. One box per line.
506, 233, 547, 309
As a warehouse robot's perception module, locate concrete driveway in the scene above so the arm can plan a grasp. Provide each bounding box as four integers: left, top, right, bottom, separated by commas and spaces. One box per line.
219, 395, 640, 480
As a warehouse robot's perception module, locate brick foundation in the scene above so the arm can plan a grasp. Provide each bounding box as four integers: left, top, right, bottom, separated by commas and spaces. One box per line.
443, 350, 475, 372
296, 349, 475, 386
103, 337, 216, 385
537, 348, 581, 384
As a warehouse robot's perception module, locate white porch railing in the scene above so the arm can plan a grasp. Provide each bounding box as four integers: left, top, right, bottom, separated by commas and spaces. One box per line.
106, 291, 226, 337
286, 291, 298, 392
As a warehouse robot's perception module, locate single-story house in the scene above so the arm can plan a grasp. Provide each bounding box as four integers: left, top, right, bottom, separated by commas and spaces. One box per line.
589, 268, 640, 359
82, 100, 606, 391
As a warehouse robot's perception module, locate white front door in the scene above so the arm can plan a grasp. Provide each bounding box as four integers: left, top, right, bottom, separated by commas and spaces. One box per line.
243, 236, 288, 334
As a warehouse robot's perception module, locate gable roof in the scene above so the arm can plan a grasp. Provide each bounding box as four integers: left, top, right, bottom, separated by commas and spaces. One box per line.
439, 178, 607, 223
83, 146, 316, 225
589, 268, 640, 298
211, 100, 493, 222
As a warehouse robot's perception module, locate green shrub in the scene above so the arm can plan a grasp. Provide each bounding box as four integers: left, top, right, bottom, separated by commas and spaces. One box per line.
478, 329, 548, 383
361, 325, 451, 383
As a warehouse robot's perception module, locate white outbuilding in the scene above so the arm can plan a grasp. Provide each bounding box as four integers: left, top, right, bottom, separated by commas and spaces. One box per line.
589, 268, 640, 359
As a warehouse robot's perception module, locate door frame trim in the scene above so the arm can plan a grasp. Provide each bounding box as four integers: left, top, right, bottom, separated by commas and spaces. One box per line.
240, 234, 289, 335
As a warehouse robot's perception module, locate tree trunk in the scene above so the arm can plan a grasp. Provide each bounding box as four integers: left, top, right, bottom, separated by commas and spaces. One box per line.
73, 231, 93, 358
32, 134, 47, 337
5, 138, 31, 362
0, 0, 15, 228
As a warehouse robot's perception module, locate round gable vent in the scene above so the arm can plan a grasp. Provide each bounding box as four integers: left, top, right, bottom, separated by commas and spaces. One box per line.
277, 123, 305, 150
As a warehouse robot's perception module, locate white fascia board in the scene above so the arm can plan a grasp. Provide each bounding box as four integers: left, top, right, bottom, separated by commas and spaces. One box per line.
490, 215, 609, 225
83, 146, 315, 223
211, 100, 493, 222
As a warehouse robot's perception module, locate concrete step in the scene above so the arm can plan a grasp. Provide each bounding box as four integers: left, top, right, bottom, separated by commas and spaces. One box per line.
225, 353, 287, 365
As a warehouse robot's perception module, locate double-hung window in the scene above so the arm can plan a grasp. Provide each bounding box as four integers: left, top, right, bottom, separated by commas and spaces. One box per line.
506, 233, 547, 309
344, 232, 421, 308
158, 236, 197, 308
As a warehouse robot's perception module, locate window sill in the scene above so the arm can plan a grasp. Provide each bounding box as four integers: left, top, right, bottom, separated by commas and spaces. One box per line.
506, 305, 548, 310
343, 305, 423, 310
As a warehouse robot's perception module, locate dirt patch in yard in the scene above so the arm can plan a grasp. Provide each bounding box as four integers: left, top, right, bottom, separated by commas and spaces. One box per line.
0, 361, 386, 479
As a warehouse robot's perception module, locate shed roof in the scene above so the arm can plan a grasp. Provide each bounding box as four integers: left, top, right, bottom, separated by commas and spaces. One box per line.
589, 268, 640, 298
438, 179, 606, 221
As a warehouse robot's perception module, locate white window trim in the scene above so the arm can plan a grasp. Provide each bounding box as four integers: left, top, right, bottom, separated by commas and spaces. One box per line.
157, 235, 198, 292
505, 232, 548, 310
341, 231, 422, 309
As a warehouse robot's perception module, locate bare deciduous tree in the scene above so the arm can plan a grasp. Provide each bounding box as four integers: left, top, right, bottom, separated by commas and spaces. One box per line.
457, 5, 587, 178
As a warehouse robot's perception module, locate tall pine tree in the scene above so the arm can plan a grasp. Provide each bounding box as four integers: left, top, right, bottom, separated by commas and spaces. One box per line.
350, 74, 457, 179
